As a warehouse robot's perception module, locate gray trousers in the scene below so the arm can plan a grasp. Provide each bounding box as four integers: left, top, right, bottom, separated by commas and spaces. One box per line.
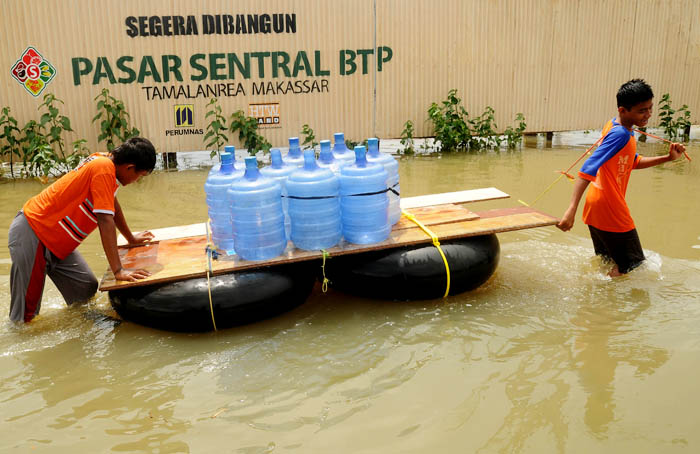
8, 212, 98, 322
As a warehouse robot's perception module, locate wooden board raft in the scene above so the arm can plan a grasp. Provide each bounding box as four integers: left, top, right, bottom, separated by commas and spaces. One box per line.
101, 188, 557, 291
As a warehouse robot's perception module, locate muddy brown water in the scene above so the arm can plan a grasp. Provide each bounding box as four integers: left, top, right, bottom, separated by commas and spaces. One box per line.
1, 132, 699, 453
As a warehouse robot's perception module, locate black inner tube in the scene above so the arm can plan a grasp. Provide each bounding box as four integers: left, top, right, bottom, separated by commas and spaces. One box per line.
325, 234, 500, 300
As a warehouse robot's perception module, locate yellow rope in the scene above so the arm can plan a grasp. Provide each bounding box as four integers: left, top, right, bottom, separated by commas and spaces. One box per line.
205, 219, 218, 331
320, 249, 330, 293
401, 210, 451, 298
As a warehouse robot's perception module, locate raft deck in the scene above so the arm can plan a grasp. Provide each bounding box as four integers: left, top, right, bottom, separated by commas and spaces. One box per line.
100, 187, 558, 291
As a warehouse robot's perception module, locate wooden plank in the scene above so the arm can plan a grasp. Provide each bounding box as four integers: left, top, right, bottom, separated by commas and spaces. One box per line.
117, 223, 206, 246
394, 204, 479, 230
100, 206, 557, 291
116, 188, 507, 245
399, 187, 509, 209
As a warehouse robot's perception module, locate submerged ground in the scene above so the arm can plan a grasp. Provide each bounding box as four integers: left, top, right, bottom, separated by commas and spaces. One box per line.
0, 131, 698, 453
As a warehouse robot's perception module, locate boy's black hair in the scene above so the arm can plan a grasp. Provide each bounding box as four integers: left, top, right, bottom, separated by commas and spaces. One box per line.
111, 137, 156, 172
617, 79, 654, 110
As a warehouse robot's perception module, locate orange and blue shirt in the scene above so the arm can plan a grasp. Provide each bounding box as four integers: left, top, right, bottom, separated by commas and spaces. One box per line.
579, 118, 641, 233
23, 153, 118, 259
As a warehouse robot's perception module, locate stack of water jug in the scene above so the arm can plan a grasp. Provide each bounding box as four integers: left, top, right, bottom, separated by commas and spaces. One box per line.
204, 134, 401, 261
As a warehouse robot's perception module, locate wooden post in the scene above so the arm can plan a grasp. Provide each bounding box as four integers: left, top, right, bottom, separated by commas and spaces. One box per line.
545, 131, 553, 144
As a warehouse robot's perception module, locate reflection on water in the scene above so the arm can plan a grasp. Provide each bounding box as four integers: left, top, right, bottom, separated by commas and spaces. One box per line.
1, 134, 699, 452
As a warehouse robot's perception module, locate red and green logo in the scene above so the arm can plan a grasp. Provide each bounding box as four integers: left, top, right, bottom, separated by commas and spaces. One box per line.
10, 47, 56, 97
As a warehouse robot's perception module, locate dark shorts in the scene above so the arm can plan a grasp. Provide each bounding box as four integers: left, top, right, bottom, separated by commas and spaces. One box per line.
587, 225, 645, 274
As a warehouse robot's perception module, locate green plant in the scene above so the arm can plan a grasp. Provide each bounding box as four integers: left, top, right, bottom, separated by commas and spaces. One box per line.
229, 110, 271, 155
92, 88, 140, 151
399, 120, 416, 155
427, 89, 472, 152
504, 113, 527, 149
38, 93, 73, 159
300, 124, 318, 151
203, 98, 229, 158
658, 93, 692, 141
469, 106, 500, 149
0, 107, 21, 178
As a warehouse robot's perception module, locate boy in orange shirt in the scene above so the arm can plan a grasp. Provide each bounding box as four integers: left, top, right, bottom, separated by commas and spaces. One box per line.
8, 137, 157, 322
558, 79, 686, 276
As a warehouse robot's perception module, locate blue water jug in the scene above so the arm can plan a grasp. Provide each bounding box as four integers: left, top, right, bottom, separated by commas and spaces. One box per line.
208, 145, 243, 177
332, 132, 355, 165
204, 151, 244, 253
286, 149, 342, 250
317, 139, 341, 175
227, 157, 287, 261
367, 138, 401, 225
339, 146, 391, 244
260, 148, 295, 239
285, 137, 304, 167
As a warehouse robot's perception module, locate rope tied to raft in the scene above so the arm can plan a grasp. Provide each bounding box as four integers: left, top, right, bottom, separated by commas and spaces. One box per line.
320, 249, 330, 293
401, 210, 451, 298
204, 220, 218, 331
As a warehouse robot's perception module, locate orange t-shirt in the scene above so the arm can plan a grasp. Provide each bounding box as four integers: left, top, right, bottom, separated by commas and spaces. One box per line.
579, 119, 641, 232
23, 153, 118, 259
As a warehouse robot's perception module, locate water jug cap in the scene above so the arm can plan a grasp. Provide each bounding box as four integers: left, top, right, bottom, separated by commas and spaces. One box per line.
244, 156, 259, 179
289, 137, 300, 148
270, 148, 284, 168
319, 140, 334, 163
367, 138, 379, 157
354, 146, 367, 167
303, 149, 319, 171
224, 145, 235, 158
333, 132, 345, 144
220, 151, 233, 165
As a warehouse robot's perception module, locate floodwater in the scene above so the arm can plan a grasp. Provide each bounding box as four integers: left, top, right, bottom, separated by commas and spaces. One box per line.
1, 132, 699, 453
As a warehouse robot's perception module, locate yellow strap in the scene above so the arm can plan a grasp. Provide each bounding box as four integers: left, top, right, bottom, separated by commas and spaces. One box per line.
320, 249, 330, 293
205, 219, 218, 331
401, 210, 451, 298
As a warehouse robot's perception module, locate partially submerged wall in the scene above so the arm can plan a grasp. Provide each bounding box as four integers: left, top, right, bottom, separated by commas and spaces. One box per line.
2, 0, 698, 153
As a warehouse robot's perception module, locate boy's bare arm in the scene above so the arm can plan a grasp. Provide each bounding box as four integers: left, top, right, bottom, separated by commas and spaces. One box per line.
635, 143, 685, 169
557, 178, 590, 232
96, 212, 151, 282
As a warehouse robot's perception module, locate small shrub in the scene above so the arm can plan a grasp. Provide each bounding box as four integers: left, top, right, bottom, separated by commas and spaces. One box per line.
92, 88, 140, 151
399, 120, 416, 155
203, 97, 228, 158
229, 110, 271, 155
300, 124, 318, 151
658, 93, 692, 141
504, 113, 527, 149
0, 107, 21, 178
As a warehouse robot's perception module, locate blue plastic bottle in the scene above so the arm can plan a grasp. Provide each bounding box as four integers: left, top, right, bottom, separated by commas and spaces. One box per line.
260, 148, 295, 239
204, 151, 244, 253
227, 157, 287, 261
332, 132, 355, 165
285, 137, 304, 167
317, 139, 341, 175
339, 146, 391, 244
367, 138, 401, 225
208, 145, 243, 177
286, 149, 342, 250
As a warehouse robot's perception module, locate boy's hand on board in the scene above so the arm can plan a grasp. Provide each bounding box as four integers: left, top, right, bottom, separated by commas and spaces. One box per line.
115, 268, 152, 282
669, 143, 686, 161
130, 231, 155, 245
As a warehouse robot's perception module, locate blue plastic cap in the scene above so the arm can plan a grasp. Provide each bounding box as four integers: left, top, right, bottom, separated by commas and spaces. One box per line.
333, 132, 345, 144
320, 140, 331, 152
354, 146, 367, 166
367, 138, 379, 156
270, 148, 283, 168
220, 151, 233, 165
289, 137, 300, 148
224, 145, 235, 157
244, 156, 258, 170
303, 149, 318, 170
